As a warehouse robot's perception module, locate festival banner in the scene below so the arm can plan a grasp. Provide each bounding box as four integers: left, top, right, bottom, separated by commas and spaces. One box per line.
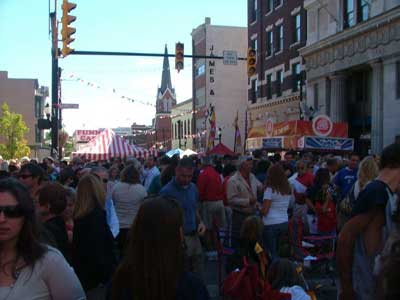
299, 136, 354, 151
248, 120, 348, 138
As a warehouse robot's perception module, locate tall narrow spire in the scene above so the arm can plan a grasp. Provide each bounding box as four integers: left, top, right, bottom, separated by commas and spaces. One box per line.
160, 44, 172, 95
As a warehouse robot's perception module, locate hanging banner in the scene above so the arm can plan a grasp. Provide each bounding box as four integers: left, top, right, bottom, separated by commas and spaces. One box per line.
299, 136, 354, 151
248, 120, 348, 138
262, 137, 284, 149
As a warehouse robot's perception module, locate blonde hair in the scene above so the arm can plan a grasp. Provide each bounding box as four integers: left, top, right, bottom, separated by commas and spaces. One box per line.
73, 174, 106, 219
358, 156, 379, 191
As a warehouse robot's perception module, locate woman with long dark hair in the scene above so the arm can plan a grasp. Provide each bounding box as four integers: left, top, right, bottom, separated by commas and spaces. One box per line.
0, 178, 85, 299
110, 196, 209, 300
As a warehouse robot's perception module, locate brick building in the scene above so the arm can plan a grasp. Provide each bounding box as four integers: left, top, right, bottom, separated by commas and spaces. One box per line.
0, 71, 49, 157
154, 45, 177, 150
246, 0, 307, 138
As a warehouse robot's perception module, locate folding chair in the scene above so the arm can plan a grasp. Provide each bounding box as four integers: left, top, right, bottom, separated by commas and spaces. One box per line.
288, 217, 336, 285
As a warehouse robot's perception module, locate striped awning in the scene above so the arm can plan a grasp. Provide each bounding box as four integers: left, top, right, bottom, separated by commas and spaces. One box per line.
72, 129, 156, 161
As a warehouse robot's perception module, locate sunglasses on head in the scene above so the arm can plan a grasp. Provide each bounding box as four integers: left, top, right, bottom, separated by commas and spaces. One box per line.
0, 205, 24, 218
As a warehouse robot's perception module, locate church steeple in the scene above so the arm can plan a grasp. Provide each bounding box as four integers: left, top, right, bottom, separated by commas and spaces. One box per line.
156, 44, 176, 114
160, 44, 172, 95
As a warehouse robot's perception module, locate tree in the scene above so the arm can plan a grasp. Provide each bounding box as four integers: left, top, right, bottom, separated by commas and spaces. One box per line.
0, 103, 30, 159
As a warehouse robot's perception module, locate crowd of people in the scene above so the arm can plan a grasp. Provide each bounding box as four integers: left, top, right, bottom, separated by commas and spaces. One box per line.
0, 143, 398, 300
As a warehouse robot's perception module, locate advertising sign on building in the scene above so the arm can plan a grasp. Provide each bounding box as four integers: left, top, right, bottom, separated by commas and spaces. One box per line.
312, 115, 333, 137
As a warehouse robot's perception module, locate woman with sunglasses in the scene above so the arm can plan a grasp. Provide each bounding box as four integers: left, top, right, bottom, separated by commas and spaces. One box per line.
0, 178, 85, 300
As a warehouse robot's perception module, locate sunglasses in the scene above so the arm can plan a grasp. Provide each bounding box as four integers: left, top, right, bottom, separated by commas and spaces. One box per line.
93, 174, 108, 183
18, 174, 33, 179
0, 205, 24, 218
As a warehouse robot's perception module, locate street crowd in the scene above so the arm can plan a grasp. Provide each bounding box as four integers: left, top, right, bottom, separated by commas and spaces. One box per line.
0, 143, 399, 300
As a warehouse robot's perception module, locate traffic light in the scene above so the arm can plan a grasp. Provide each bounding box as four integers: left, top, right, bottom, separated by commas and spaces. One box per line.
61, 0, 77, 58
247, 48, 256, 77
175, 42, 184, 72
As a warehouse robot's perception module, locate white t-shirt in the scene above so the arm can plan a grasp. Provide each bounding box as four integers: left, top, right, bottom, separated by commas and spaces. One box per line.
280, 286, 311, 300
262, 187, 292, 226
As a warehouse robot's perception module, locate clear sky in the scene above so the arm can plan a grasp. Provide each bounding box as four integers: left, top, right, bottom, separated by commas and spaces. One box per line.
0, 0, 247, 134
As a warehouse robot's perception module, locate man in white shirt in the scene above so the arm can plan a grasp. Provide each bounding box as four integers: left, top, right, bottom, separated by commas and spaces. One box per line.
143, 156, 160, 191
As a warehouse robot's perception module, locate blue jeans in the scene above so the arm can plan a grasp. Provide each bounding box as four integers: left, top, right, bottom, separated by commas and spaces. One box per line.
262, 222, 288, 261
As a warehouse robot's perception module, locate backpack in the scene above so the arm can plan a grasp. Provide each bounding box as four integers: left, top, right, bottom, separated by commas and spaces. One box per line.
222, 257, 291, 300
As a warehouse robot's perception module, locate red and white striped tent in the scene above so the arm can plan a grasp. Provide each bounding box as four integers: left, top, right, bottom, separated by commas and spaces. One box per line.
72, 129, 156, 161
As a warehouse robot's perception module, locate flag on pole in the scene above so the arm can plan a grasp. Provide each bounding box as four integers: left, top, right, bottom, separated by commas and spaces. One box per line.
207, 106, 216, 150
234, 111, 242, 154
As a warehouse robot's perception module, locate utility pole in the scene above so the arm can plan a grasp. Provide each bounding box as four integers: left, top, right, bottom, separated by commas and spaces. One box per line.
50, 11, 59, 159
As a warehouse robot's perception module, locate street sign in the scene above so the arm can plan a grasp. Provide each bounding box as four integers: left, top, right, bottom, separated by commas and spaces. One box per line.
223, 50, 238, 65
60, 103, 79, 109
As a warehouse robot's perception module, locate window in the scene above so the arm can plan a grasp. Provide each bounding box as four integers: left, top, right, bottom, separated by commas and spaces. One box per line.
250, 79, 258, 103
251, 0, 257, 22
292, 63, 301, 92
35, 125, 41, 143
358, 0, 369, 22
274, 0, 282, 8
344, 0, 355, 28
266, 31, 273, 56
266, 74, 272, 100
195, 64, 205, 77
293, 14, 301, 44
397, 62, 400, 99
275, 24, 283, 53
175, 123, 178, 139
313, 83, 319, 110
276, 70, 283, 97
35, 96, 41, 118
187, 119, 191, 135
251, 38, 258, 53
266, 0, 273, 13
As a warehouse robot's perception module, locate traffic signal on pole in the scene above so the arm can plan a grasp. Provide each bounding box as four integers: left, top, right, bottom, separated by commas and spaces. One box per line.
247, 48, 256, 77
61, 0, 77, 58
175, 42, 184, 72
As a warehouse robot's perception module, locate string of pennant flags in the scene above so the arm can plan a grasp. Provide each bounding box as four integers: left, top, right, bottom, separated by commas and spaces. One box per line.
62, 73, 202, 117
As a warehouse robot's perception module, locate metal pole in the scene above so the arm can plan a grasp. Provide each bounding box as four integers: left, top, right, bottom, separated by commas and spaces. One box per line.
50, 12, 59, 158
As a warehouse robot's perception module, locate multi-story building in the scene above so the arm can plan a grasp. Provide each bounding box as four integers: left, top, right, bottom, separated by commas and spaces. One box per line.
246, 0, 307, 137
192, 18, 248, 152
0, 71, 49, 154
154, 45, 177, 150
300, 0, 400, 155
171, 99, 193, 150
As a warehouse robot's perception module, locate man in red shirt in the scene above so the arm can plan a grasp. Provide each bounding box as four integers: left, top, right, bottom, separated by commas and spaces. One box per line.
197, 156, 226, 250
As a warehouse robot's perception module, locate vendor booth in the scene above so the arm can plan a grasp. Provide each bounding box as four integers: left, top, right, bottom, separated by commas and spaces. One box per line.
246, 115, 354, 152
72, 129, 156, 161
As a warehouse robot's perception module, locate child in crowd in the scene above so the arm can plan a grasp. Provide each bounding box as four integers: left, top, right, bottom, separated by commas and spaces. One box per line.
267, 258, 311, 300
315, 183, 337, 235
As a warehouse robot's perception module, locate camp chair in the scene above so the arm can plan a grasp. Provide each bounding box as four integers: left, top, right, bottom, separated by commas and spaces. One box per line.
288, 217, 336, 285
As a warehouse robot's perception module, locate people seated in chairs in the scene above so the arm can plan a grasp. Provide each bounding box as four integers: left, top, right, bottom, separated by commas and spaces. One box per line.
267, 258, 311, 300
227, 216, 268, 277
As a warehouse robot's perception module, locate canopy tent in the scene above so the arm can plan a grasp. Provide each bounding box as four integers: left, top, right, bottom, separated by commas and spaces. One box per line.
165, 148, 184, 157
180, 149, 198, 158
72, 129, 156, 161
207, 143, 235, 156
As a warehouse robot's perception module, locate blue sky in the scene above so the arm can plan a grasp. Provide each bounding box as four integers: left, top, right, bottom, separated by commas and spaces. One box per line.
0, 0, 247, 134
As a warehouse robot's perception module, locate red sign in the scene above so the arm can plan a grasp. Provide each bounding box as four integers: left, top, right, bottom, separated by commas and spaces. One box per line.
312, 115, 333, 137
